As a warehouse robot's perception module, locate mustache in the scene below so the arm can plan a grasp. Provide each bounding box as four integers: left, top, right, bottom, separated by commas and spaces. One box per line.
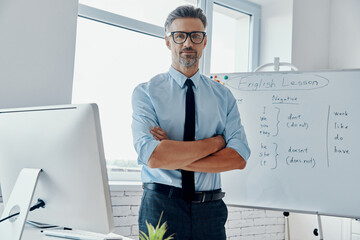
180, 48, 197, 53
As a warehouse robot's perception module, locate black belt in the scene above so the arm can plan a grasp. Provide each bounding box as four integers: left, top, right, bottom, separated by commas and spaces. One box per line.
143, 183, 225, 203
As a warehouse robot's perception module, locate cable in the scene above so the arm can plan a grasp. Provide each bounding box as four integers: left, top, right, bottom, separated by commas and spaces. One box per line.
0, 198, 45, 223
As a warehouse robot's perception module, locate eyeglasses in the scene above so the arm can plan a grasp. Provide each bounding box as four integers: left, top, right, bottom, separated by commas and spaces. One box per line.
167, 31, 206, 44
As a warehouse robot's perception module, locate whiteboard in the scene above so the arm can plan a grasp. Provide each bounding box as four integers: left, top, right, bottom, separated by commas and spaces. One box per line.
215, 69, 360, 219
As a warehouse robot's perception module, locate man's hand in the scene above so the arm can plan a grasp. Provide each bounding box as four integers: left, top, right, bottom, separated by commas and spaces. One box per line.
214, 134, 226, 150
150, 126, 169, 141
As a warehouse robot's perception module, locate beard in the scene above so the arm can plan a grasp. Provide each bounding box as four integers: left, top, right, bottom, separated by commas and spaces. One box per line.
179, 48, 198, 67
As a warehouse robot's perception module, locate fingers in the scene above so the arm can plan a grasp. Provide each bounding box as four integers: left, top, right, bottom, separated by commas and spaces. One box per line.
151, 129, 163, 140
150, 126, 168, 141
151, 130, 166, 140
151, 126, 166, 136
150, 127, 163, 136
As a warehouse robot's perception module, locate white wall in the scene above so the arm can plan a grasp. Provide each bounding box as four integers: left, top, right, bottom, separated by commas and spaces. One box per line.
0, 0, 78, 109
291, 0, 360, 71
253, 0, 360, 71
256, 0, 294, 68
291, 0, 331, 70
328, 0, 360, 69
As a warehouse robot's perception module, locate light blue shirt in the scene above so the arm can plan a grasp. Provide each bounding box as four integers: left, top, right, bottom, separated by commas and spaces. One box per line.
131, 66, 250, 191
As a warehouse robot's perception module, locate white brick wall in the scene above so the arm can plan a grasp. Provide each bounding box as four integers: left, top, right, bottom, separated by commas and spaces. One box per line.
111, 188, 285, 240
0, 188, 284, 239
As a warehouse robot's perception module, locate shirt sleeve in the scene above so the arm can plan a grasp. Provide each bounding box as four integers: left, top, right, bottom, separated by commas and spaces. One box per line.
223, 88, 251, 161
131, 83, 160, 165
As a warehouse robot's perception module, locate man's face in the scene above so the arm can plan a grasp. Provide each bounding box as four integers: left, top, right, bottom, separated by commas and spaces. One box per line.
165, 17, 207, 69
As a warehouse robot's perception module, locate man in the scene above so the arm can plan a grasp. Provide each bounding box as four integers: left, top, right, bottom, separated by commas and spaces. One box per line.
132, 5, 250, 240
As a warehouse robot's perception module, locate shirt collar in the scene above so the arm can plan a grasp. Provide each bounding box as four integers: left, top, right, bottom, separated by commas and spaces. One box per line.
169, 66, 200, 89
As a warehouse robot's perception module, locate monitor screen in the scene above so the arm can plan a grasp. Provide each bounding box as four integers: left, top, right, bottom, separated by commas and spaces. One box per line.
0, 103, 114, 233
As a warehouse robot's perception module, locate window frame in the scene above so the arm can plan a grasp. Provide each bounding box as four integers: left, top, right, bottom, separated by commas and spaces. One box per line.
76, 0, 260, 182
78, 4, 165, 39
199, 0, 261, 74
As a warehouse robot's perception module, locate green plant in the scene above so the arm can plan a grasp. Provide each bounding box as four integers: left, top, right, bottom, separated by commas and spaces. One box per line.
139, 212, 175, 240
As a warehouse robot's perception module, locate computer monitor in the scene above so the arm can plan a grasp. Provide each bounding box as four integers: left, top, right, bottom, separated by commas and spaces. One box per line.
0, 104, 114, 234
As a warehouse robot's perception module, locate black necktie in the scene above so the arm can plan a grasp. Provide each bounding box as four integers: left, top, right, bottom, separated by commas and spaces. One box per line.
182, 79, 195, 202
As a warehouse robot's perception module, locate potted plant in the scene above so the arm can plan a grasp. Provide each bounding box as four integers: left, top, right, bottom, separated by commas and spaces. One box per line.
139, 212, 174, 240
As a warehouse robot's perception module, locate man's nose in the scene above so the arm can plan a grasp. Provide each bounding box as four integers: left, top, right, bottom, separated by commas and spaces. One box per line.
183, 35, 193, 47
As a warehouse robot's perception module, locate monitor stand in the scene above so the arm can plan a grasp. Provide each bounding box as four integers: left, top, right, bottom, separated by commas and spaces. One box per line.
0, 168, 42, 240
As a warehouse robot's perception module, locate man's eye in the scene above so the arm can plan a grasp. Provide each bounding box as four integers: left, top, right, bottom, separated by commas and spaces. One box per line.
191, 34, 201, 39
175, 33, 186, 39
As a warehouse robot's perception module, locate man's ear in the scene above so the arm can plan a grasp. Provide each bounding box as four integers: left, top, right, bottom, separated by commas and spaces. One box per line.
165, 36, 171, 50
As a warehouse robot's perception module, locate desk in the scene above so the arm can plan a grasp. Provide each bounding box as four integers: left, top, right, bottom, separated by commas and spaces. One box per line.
22, 224, 133, 240
1, 203, 133, 240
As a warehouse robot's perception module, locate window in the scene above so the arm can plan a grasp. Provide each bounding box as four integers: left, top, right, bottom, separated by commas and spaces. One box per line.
211, 3, 250, 73
79, 0, 196, 27
73, 1, 260, 181
203, 0, 261, 74
73, 17, 171, 180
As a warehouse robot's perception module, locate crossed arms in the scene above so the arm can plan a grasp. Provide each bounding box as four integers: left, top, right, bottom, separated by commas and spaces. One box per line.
131, 83, 250, 174
148, 127, 246, 173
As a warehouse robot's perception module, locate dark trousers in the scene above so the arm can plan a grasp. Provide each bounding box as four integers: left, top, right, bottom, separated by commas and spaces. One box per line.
138, 187, 228, 240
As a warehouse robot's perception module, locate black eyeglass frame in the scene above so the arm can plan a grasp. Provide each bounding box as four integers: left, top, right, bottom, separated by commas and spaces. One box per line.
167, 31, 207, 44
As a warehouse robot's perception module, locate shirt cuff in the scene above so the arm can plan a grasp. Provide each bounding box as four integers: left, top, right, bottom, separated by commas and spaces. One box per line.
138, 139, 160, 165
226, 139, 251, 162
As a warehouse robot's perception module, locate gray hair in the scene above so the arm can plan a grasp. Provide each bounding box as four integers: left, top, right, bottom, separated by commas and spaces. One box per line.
164, 5, 207, 33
